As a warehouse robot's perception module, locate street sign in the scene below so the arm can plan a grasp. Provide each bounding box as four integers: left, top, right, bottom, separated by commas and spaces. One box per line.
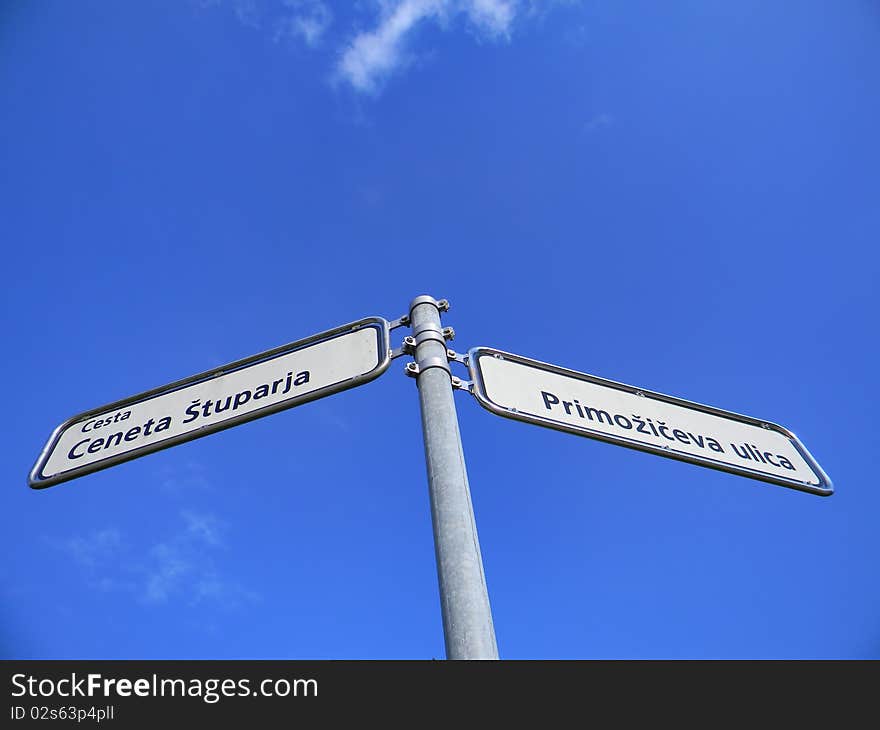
29, 318, 392, 489
468, 347, 832, 496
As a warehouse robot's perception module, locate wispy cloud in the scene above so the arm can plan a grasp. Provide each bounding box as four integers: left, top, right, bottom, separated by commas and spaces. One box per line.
53, 511, 259, 609
233, 0, 262, 29
205, 1, 577, 95
273, 0, 332, 47
582, 112, 614, 134
465, 0, 517, 37
55, 528, 123, 569
140, 510, 261, 607
157, 460, 212, 495
181, 510, 224, 547
144, 541, 193, 603
336, 0, 444, 94
337, 0, 518, 93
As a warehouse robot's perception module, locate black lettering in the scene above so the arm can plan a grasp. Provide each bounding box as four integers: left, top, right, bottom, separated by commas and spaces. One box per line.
201, 400, 213, 417
253, 384, 270, 399
731, 443, 751, 460
707, 438, 724, 453
633, 416, 649, 434
68, 439, 90, 459
87, 438, 104, 454
214, 396, 232, 413
105, 431, 123, 448
143, 418, 155, 436
183, 400, 201, 424
155, 416, 172, 432
541, 391, 559, 410
613, 414, 632, 429
657, 423, 674, 441
82, 420, 96, 432
124, 426, 141, 441
562, 401, 574, 415
584, 406, 613, 425
294, 371, 310, 386
764, 452, 779, 467
672, 429, 690, 445
282, 372, 293, 394
233, 390, 251, 410
778, 456, 795, 470
272, 379, 284, 394
688, 433, 705, 448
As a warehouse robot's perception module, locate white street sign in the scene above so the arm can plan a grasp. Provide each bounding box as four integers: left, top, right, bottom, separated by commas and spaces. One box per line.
468, 348, 832, 496
30, 318, 391, 489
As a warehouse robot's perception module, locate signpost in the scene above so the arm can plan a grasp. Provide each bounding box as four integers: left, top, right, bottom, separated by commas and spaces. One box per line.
29, 318, 391, 489
27, 296, 834, 659
407, 296, 498, 660
467, 347, 832, 496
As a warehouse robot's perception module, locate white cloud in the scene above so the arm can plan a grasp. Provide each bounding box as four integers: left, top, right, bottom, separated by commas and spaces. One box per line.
465, 0, 516, 37
337, 0, 445, 93
274, 0, 332, 47
54, 512, 258, 609
57, 528, 123, 568
337, 0, 519, 93
145, 542, 192, 603
204, 1, 577, 95
181, 510, 224, 547
141, 511, 242, 605
583, 112, 614, 134
158, 460, 212, 495
234, 0, 262, 28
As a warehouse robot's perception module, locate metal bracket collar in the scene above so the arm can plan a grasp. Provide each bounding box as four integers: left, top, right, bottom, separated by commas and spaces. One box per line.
408, 295, 450, 314
412, 324, 446, 350
405, 361, 470, 384
405, 325, 455, 350
404, 295, 456, 379
412, 355, 451, 376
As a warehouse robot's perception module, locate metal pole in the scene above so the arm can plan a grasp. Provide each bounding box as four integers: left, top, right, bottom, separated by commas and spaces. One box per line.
408, 295, 498, 660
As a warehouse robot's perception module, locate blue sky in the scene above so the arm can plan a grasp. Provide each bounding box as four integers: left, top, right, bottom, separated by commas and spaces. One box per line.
2, 0, 879, 659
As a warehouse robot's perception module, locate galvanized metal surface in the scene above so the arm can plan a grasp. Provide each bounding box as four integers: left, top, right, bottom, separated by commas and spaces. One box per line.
410, 296, 498, 659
